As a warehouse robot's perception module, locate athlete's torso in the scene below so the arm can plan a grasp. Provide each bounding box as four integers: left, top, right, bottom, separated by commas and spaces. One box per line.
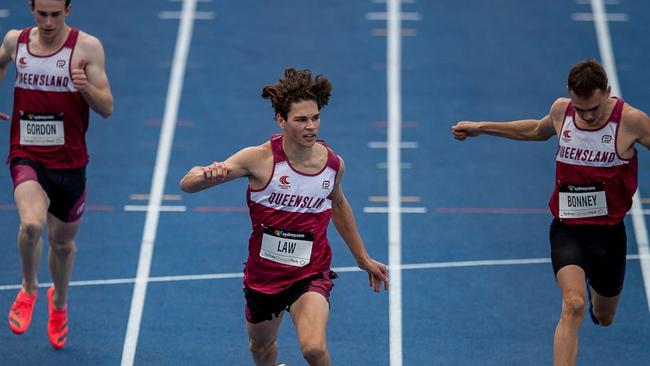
244, 134, 340, 294
549, 98, 638, 225
9, 27, 90, 169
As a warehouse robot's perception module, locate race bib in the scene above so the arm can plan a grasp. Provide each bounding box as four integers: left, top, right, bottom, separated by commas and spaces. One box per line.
260, 227, 313, 267
19, 112, 65, 146
559, 183, 608, 218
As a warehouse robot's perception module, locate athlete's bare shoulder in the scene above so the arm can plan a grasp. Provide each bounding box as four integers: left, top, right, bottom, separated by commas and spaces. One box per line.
545, 97, 570, 133
250, 141, 273, 156
0, 29, 21, 60
621, 102, 647, 120
71, 31, 103, 62
76, 31, 102, 48
621, 103, 650, 134
232, 141, 273, 170
550, 97, 571, 115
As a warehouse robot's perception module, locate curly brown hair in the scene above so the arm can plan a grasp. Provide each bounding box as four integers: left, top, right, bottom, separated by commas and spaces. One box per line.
261, 68, 332, 120
567, 59, 608, 98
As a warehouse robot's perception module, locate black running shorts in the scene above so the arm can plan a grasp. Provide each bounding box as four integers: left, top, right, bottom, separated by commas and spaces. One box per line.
10, 158, 87, 223
243, 271, 337, 324
549, 218, 626, 297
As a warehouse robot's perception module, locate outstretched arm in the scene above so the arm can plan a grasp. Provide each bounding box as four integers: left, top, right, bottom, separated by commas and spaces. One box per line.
73, 34, 113, 118
180, 146, 263, 193
452, 116, 555, 141
451, 99, 566, 141
331, 158, 389, 292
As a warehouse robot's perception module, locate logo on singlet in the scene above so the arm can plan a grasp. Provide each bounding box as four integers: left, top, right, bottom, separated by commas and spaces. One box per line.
562, 129, 572, 142
18, 57, 28, 69
56, 59, 66, 68
602, 135, 612, 144
279, 175, 291, 189
322, 180, 330, 189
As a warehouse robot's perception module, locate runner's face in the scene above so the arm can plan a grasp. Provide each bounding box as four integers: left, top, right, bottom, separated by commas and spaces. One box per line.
31, 0, 70, 42
280, 100, 320, 147
570, 88, 610, 125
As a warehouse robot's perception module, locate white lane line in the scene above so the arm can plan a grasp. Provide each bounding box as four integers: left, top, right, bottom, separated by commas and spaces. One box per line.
577, 0, 619, 4
373, 0, 416, 4
120, 1, 197, 365
129, 194, 183, 201
369, 141, 418, 149
591, 0, 650, 313
387, 0, 403, 365
123, 205, 187, 212
159, 11, 215, 20
572, 12, 628, 22
4, 254, 649, 291
364, 207, 427, 214
369, 196, 422, 203
371, 28, 418, 37
367, 12, 421, 21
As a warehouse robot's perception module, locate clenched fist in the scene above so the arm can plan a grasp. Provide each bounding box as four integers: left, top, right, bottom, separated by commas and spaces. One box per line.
72, 59, 88, 92
203, 161, 232, 181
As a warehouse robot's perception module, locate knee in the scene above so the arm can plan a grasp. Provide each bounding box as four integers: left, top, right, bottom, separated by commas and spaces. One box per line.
48, 238, 76, 255
20, 221, 45, 242
300, 341, 328, 363
562, 293, 586, 320
248, 338, 276, 357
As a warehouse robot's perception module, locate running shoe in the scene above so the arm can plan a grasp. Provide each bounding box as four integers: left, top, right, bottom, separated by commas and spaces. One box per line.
47, 287, 68, 349
8, 289, 37, 334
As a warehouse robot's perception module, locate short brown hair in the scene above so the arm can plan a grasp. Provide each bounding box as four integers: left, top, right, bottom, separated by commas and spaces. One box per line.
30, 0, 71, 7
567, 59, 608, 98
261, 68, 332, 120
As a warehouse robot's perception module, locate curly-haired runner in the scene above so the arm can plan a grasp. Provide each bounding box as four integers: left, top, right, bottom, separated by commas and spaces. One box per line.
181, 68, 389, 366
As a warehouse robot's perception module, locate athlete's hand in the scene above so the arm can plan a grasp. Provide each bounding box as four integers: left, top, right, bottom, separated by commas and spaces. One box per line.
359, 257, 389, 292
203, 161, 232, 182
0, 112, 9, 121
72, 59, 88, 92
452, 121, 481, 141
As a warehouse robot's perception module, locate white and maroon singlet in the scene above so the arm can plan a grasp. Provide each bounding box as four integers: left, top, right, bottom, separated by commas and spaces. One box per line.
8, 27, 90, 169
244, 134, 340, 294
549, 98, 637, 225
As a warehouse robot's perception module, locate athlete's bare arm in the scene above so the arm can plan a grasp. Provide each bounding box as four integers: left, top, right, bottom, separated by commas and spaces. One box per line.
180, 144, 272, 193
0, 30, 19, 120
452, 98, 566, 141
620, 105, 650, 153
72, 32, 113, 118
330, 157, 389, 292
636, 112, 650, 150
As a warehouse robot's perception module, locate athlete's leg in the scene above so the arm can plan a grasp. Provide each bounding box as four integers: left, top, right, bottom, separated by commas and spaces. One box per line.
586, 222, 626, 326
14, 180, 49, 295
588, 286, 621, 326
554, 265, 587, 366
247, 313, 284, 366
289, 291, 331, 366
47, 214, 81, 309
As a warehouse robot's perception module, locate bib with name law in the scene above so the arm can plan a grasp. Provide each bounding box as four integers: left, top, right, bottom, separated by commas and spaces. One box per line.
260, 226, 313, 267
